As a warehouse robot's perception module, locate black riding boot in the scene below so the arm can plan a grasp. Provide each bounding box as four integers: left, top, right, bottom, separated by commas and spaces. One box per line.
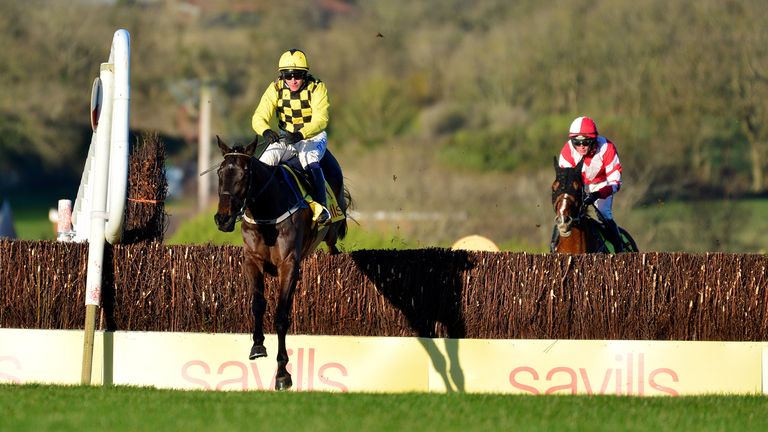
602, 219, 624, 253
308, 164, 331, 224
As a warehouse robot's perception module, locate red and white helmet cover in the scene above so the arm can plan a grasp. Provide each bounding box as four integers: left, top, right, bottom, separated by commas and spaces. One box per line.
568, 116, 598, 138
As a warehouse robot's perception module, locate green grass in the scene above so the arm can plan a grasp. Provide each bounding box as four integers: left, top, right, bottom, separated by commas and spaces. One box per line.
628, 198, 768, 253
167, 206, 417, 251
165, 197, 768, 253
166, 204, 244, 246
1, 384, 767, 432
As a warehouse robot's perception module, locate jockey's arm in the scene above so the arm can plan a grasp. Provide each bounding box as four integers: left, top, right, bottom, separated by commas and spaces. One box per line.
251, 83, 279, 136
603, 142, 622, 194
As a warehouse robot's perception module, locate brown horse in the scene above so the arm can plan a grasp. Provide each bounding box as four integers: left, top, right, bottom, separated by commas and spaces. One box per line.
550, 158, 637, 253
214, 136, 349, 390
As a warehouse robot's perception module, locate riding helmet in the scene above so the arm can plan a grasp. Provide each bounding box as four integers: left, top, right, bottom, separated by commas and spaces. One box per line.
278, 49, 309, 71
568, 116, 598, 138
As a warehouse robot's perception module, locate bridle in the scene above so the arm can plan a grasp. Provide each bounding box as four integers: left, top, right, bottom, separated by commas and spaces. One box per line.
219, 153, 279, 221
553, 191, 584, 237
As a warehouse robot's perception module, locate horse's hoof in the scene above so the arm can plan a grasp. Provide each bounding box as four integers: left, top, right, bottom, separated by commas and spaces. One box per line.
275, 375, 293, 391
248, 345, 267, 360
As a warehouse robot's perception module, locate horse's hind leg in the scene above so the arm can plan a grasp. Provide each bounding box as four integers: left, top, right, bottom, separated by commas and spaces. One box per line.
246, 261, 268, 360
325, 229, 340, 254
324, 222, 345, 255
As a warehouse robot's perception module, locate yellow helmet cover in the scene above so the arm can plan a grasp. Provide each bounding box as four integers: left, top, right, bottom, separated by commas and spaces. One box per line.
278, 49, 309, 71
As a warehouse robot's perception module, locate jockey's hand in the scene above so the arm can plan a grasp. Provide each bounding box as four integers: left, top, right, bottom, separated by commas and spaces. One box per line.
262, 129, 280, 145
283, 131, 304, 145
583, 192, 600, 206
585, 186, 613, 206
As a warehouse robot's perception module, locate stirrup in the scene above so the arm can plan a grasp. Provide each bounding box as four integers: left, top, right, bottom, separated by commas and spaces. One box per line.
317, 207, 331, 224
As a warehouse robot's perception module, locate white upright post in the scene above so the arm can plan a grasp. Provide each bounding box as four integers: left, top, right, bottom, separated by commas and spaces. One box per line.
81, 29, 130, 385
198, 83, 212, 212
81, 61, 114, 385
105, 29, 130, 245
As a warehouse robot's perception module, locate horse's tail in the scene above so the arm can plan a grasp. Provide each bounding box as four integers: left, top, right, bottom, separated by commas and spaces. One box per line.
339, 186, 353, 240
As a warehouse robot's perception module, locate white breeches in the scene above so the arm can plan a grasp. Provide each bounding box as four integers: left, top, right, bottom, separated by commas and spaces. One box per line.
594, 194, 614, 220
258, 130, 328, 169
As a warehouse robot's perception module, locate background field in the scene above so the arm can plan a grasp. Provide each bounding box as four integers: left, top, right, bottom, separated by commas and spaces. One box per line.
163, 190, 768, 253
1, 0, 767, 252
1, 385, 767, 432
8, 187, 768, 253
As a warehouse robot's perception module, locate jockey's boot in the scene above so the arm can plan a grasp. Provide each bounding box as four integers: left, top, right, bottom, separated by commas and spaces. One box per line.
308, 164, 331, 224
602, 219, 624, 253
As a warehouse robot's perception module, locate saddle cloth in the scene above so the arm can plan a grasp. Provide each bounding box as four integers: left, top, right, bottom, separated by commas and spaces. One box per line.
281, 165, 345, 224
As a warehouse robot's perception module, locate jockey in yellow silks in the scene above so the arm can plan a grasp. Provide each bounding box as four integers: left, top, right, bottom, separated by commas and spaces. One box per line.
251, 49, 332, 224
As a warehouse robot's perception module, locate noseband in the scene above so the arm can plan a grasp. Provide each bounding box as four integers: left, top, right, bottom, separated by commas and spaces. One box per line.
553, 192, 583, 236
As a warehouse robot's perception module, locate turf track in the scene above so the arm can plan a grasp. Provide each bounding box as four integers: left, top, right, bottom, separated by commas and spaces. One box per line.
1, 384, 767, 431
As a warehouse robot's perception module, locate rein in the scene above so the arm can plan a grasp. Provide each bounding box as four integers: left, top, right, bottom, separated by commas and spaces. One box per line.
220, 152, 315, 226
553, 193, 586, 226
222, 152, 280, 222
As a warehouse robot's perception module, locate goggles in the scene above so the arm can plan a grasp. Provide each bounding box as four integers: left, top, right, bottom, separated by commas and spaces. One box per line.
572, 137, 596, 147
281, 71, 307, 81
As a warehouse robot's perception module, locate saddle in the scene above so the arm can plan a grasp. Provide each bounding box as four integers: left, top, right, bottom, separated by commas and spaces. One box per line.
585, 215, 637, 253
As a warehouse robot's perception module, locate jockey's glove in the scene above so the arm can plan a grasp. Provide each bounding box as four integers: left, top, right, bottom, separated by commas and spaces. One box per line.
584, 186, 613, 206
283, 131, 304, 145
583, 192, 600, 206
262, 129, 280, 145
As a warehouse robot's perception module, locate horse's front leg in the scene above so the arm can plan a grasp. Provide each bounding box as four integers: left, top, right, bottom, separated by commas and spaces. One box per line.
274, 256, 300, 391
245, 257, 268, 360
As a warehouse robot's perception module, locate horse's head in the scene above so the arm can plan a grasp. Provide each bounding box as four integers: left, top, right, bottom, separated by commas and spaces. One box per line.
214, 136, 258, 232
551, 157, 585, 238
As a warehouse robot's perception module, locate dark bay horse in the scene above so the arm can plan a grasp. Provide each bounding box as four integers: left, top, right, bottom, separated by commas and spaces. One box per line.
551, 158, 637, 253
214, 136, 349, 390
